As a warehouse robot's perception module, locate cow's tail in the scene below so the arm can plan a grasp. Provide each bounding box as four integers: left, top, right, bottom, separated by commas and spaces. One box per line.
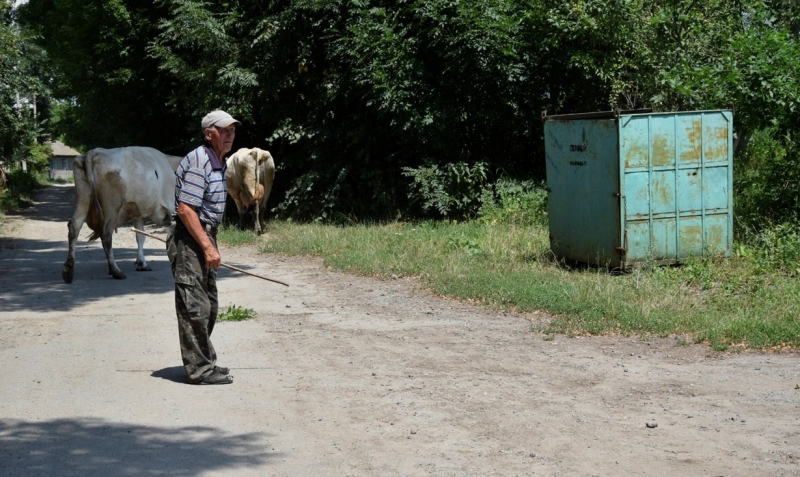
84, 150, 104, 242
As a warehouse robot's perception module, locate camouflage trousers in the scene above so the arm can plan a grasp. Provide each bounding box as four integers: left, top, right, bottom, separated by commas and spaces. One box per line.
166, 220, 219, 383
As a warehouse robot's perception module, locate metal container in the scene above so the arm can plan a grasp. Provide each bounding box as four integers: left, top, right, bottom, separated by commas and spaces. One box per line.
543, 109, 733, 268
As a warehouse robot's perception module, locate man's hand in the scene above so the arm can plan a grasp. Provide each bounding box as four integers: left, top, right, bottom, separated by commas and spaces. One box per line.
203, 245, 222, 270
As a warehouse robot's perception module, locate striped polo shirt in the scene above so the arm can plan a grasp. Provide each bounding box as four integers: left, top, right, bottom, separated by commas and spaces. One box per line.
173, 145, 228, 226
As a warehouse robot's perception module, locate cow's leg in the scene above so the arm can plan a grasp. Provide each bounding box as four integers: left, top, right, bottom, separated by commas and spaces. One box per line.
63, 206, 89, 284
233, 195, 247, 230
258, 168, 275, 230
133, 217, 152, 271
101, 220, 126, 279
63, 170, 93, 283
253, 201, 262, 235
257, 200, 267, 230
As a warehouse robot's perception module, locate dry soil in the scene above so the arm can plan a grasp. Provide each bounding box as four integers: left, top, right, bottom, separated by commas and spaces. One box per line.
0, 184, 799, 477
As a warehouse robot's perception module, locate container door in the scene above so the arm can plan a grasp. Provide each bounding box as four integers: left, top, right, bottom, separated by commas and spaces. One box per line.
545, 119, 621, 267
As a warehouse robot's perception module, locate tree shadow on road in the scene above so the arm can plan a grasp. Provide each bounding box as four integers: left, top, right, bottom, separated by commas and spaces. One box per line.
0, 185, 276, 314
3, 184, 76, 223
0, 235, 177, 313
0, 417, 279, 477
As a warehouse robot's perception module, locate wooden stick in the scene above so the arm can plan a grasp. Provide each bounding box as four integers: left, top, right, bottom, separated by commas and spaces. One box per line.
131, 228, 290, 287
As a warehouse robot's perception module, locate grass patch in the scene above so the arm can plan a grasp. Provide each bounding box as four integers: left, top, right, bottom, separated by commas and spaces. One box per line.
257, 220, 800, 350
217, 224, 262, 247
218, 304, 257, 321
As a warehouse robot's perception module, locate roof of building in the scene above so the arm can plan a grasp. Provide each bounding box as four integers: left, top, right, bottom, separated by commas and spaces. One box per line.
50, 140, 81, 157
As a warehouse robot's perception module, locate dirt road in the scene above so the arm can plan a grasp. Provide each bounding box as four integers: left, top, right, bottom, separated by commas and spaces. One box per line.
1, 184, 798, 477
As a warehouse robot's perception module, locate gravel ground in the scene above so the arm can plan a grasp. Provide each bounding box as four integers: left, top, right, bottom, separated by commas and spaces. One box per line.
0, 183, 799, 477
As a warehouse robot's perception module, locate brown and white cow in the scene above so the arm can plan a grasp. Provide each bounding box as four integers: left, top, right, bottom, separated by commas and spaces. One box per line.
225, 147, 275, 234
0, 165, 6, 193
62, 147, 182, 283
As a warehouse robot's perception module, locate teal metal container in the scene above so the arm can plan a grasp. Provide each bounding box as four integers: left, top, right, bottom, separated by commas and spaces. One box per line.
543, 109, 733, 268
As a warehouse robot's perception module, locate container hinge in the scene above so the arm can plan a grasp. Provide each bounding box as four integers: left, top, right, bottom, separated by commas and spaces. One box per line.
612, 192, 624, 199
615, 246, 627, 255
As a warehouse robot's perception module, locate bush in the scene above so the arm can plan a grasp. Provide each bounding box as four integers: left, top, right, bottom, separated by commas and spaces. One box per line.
402, 161, 488, 220
0, 168, 47, 211
478, 178, 548, 226
734, 128, 800, 229
737, 222, 800, 275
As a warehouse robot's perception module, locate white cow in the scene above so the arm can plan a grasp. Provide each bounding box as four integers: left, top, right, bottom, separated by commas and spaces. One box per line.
0, 165, 6, 193
225, 147, 275, 234
62, 147, 182, 283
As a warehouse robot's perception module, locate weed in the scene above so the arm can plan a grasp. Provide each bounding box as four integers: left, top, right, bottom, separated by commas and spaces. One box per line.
218, 304, 256, 321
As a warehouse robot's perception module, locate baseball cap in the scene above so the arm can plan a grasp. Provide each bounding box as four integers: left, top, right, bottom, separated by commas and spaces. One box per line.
201, 110, 242, 130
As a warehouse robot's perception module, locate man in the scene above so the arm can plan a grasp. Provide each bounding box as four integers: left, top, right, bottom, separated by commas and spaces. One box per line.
167, 110, 240, 385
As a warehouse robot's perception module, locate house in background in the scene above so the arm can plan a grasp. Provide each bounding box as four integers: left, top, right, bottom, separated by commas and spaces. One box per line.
49, 140, 81, 180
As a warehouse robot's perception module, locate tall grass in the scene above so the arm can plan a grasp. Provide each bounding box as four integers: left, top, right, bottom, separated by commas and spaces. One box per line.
247, 219, 800, 351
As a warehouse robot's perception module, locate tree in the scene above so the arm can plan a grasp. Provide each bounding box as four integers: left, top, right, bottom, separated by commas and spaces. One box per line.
149, 0, 544, 219
17, 0, 800, 224
17, 0, 195, 154
0, 0, 50, 169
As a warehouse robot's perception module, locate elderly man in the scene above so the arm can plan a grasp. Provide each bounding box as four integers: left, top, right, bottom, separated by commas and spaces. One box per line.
166, 110, 240, 385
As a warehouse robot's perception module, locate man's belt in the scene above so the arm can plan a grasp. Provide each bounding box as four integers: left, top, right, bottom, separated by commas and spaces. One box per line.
175, 217, 218, 236
202, 222, 219, 236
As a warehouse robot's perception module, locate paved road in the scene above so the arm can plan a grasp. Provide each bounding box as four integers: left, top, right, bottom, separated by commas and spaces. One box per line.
1, 184, 799, 477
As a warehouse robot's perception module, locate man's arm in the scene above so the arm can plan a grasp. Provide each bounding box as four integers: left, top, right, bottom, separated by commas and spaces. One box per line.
176, 201, 221, 269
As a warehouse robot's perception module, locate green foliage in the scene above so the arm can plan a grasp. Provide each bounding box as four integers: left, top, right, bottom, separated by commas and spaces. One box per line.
273, 168, 350, 223
218, 304, 256, 322
736, 222, 800, 275
0, 1, 51, 163
136, 0, 543, 219
660, 4, 800, 133
402, 162, 488, 219
647, 0, 745, 110
16, 0, 800, 228
536, 0, 658, 111
647, 2, 800, 226
734, 128, 800, 227
0, 168, 47, 211
478, 178, 548, 226
17, 0, 193, 153
446, 234, 484, 257
19, 140, 51, 175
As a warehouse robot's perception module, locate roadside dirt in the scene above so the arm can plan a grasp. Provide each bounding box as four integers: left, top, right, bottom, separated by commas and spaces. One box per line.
1, 184, 799, 477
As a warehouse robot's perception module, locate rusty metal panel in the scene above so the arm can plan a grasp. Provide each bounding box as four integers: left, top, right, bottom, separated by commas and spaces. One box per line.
621, 118, 649, 169
677, 115, 702, 165
620, 110, 733, 265
544, 109, 733, 268
650, 115, 677, 167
